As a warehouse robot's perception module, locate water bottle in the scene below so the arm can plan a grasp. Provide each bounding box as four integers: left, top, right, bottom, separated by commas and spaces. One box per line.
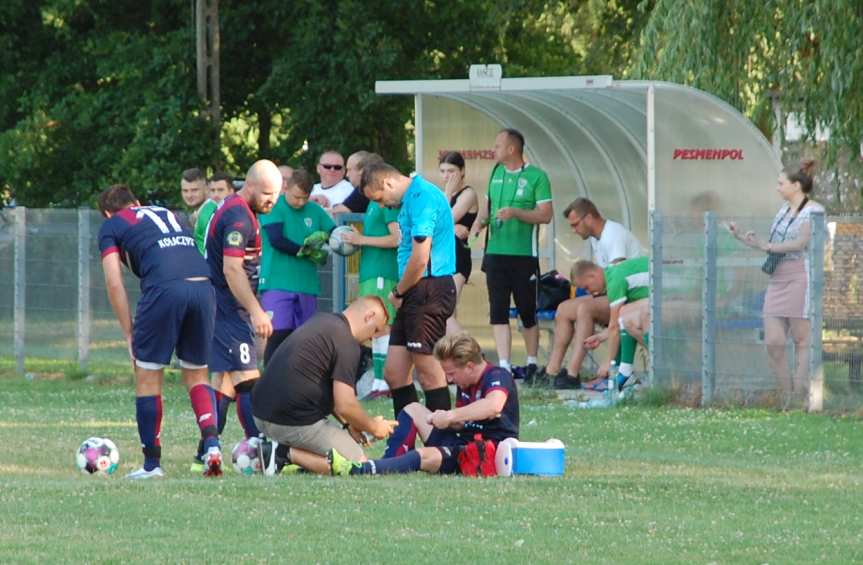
607, 362, 618, 403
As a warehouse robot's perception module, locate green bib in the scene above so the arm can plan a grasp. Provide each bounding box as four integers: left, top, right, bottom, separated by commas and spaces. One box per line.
359, 202, 400, 283
259, 198, 335, 295
485, 164, 552, 257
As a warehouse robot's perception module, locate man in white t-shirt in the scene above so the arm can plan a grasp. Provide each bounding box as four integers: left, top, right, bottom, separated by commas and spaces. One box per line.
309, 150, 354, 210
538, 198, 642, 389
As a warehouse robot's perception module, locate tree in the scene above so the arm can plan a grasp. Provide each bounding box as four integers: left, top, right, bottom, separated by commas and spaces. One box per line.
0, 1, 651, 207
218, 0, 652, 174
0, 1, 217, 207
633, 0, 863, 169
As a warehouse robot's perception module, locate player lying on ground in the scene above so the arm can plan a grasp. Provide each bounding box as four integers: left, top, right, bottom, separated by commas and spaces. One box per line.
253, 296, 398, 475
327, 332, 520, 476
98, 185, 223, 479
573, 256, 649, 390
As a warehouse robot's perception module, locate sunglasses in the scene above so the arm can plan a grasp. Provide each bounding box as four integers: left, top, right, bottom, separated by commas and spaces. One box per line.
320, 164, 343, 171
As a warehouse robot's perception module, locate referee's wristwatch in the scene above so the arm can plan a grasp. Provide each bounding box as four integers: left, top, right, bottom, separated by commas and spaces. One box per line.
391, 287, 406, 300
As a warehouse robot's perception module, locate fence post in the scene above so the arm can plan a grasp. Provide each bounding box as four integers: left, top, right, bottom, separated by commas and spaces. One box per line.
701, 212, 717, 406
77, 209, 91, 370
13, 207, 26, 377
807, 211, 825, 412
648, 209, 663, 387
331, 214, 347, 313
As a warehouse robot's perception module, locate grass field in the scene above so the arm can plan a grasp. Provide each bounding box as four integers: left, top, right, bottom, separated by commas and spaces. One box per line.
1, 375, 862, 563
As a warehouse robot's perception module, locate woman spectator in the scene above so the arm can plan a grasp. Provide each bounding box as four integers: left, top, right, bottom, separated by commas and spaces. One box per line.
439, 151, 478, 334
728, 160, 824, 408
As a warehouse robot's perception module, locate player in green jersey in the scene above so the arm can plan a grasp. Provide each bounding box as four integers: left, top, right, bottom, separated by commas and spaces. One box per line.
259, 169, 336, 364
573, 256, 649, 388
193, 172, 235, 254
470, 129, 553, 377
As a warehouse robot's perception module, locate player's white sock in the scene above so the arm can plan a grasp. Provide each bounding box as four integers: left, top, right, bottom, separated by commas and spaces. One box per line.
619, 363, 633, 377
526, 356, 537, 366
499, 359, 511, 370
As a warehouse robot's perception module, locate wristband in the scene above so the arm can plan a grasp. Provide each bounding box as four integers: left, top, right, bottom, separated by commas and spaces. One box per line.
392, 287, 405, 299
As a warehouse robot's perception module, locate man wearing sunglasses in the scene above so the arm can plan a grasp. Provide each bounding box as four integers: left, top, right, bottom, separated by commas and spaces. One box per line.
310, 150, 354, 210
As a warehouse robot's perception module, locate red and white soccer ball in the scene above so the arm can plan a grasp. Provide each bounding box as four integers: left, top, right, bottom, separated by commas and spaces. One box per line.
76, 437, 120, 476
232, 437, 262, 476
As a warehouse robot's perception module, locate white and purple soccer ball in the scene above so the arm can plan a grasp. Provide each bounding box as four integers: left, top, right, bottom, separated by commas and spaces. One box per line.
76, 437, 120, 476
232, 437, 262, 476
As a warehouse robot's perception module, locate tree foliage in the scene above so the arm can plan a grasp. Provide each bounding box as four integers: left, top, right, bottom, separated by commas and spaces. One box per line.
0, 1, 218, 206
633, 0, 863, 164
0, 0, 649, 207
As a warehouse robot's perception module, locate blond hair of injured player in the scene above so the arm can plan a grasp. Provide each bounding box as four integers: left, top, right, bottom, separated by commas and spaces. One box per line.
328, 332, 519, 476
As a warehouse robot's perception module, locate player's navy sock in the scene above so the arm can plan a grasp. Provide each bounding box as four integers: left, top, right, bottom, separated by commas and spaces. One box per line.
217, 393, 234, 435
383, 410, 418, 458
351, 450, 421, 475
391, 384, 419, 418
234, 380, 260, 438
188, 384, 219, 451
424, 386, 451, 412
136, 395, 162, 471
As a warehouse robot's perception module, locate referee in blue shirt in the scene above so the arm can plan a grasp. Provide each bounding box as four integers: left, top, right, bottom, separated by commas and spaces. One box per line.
362, 162, 457, 417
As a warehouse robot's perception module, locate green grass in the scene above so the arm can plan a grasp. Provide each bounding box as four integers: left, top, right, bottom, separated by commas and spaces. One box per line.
1, 377, 862, 563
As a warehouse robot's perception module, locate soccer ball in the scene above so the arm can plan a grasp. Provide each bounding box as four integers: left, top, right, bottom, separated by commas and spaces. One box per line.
232, 437, 262, 476
76, 437, 120, 475
328, 225, 359, 257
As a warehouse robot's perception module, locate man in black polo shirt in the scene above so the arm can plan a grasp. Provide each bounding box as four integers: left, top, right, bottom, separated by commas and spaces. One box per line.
252, 296, 397, 474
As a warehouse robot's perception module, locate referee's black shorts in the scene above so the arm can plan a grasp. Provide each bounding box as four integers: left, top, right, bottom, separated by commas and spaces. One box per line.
390, 276, 456, 355
482, 254, 539, 328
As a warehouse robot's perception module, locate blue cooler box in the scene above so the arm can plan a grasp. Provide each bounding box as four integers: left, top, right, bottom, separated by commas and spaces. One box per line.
496, 438, 565, 477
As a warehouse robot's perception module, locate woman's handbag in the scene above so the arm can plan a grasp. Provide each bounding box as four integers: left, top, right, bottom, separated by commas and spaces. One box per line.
761, 252, 785, 275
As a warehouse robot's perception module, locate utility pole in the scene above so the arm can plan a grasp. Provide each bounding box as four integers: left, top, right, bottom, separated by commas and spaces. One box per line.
195, 0, 221, 131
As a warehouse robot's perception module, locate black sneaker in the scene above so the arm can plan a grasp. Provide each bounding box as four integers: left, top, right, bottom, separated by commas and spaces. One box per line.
553, 369, 582, 390
524, 366, 542, 387
258, 437, 285, 476
524, 363, 538, 384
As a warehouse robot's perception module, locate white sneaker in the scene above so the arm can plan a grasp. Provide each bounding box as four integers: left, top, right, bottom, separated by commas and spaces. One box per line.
203, 447, 223, 477
125, 466, 165, 480
258, 437, 279, 476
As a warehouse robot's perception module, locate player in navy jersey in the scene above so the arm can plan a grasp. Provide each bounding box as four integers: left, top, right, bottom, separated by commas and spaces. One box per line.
97, 185, 223, 479
328, 332, 519, 476
204, 159, 280, 444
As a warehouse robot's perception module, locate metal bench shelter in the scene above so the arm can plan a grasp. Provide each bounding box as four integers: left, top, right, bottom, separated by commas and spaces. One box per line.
376, 66, 782, 270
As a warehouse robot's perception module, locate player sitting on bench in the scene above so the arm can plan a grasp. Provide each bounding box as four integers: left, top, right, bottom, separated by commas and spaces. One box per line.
573, 257, 649, 390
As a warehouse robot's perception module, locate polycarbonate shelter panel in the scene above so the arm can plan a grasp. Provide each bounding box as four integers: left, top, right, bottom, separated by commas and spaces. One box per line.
396, 78, 783, 274
649, 83, 780, 217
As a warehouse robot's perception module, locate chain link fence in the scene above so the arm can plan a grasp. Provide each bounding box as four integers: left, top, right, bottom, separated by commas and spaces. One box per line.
650, 210, 863, 412
0, 208, 335, 373
3, 207, 861, 412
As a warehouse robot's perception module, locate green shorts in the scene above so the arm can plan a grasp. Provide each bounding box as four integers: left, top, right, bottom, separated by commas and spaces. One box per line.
359, 277, 398, 324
